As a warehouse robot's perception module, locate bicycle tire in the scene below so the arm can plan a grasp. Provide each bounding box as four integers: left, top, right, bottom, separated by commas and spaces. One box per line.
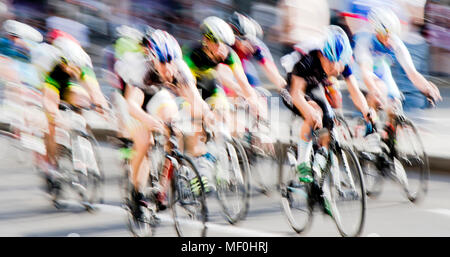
121, 159, 154, 237
278, 142, 313, 234
84, 132, 105, 206
359, 156, 384, 198
216, 137, 251, 224
394, 118, 429, 203
170, 154, 208, 237
325, 145, 366, 237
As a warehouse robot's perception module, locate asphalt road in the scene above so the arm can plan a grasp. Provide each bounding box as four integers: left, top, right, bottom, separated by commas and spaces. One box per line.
0, 134, 449, 237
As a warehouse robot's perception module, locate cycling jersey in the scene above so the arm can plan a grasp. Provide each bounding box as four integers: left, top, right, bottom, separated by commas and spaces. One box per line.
283, 50, 352, 129
115, 50, 193, 112
44, 64, 96, 99
183, 44, 243, 99
353, 32, 417, 100
232, 36, 274, 87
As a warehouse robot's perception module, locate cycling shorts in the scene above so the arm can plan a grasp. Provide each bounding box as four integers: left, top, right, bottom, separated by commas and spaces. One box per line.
281, 87, 335, 130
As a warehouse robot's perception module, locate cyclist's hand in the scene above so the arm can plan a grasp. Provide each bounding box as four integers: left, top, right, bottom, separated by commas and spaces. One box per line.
367, 90, 385, 110
247, 95, 261, 117
308, 110, 322, 130
426, 81, 442, 106
363, 108, 375, 124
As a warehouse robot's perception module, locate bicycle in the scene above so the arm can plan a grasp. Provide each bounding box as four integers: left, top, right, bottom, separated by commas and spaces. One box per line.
278, 122, 366, 237
113, 133, 164, 237
204, 120, 251, 224
240, 113, 277, 195
355, 102, 429, 203
43, 102, 105, 211
165, 122, 208, 237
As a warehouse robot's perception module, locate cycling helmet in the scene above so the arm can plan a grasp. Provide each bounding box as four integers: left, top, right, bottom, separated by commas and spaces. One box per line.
201, 16, 235, 46
46, 28, 79, 45
367, 7, 401, 37
3, 20, 43, 42
116, 25, 144, 42
321, 25, 352, 64
52, 37, 92, 68
142, 29, 181, 63
228, 12, 262, 39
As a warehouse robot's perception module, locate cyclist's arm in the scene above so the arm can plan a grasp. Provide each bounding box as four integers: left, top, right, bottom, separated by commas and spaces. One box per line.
354, 36, 387, 108
222, 51, 259, 105
290, 74, 318, 121
345, 74, 370, 119
253, 40, 287, 90
260, 59, 287, 90
354, 36, 383, 96
175, 60, 214, 123
80, 67, 108, 109
392, 37, 441, 101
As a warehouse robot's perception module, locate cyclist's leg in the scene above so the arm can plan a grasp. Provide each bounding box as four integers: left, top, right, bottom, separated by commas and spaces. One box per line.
42, 85, 60, 168
146, 89, 180, 204
63, 84, 92, 109
129, 120, 152, 191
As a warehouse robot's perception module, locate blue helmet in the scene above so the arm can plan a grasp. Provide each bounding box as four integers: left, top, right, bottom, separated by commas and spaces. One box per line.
143, 29, 181, 63
321, 25, 352, 64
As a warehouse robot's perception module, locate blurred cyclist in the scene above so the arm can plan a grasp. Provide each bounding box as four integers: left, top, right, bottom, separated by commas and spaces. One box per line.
228, 12, 286, 90
114, 28, 213, 220
41, 34, 108, 191
280, 25, 372, 187
353, 7, 441, 124
182, 16, 264, 192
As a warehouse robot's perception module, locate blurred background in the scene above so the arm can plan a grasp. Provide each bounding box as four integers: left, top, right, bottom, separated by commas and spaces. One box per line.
1, 0, 448, 93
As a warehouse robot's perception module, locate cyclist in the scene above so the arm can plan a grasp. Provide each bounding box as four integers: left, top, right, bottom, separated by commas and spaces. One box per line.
114, 28, 214, 220
182, 16, 264, 190
227, 12, 286, 90
40, 35, 108, 191
352, 7, 441, 129
280, 25, 372, 189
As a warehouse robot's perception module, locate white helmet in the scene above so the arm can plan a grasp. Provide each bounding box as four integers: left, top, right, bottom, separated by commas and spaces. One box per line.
367, 7, 401, 37
115, 25, 143, 42
3, 20, 43, 42
200, 16, 235, 46
30, 42, 62, 74
228, 12, 263, 39
52, 37, 92, 68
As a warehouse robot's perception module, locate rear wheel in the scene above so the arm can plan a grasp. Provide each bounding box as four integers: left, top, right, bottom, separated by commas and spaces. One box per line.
359, 156, 383, 198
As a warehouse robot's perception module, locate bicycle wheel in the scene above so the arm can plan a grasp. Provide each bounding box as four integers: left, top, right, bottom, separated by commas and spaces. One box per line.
51, 145, 72, 209
84, 133, 105, 206
170, 155, 208, 237
121, 159, 153, 237
334, 115, 354, 149
278, 143, 313, 234
394, 118, 429, 203
359, 156, 383, 198
215, 138, 251, 224
324, 145, 366, 237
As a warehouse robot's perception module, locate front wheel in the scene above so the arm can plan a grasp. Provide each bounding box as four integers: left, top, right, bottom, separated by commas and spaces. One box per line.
170, 155, 208, 237
393, 118, 429, 203
324, 145, 366, 237
278, 143, 313, 234
215, 138, 251, 224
